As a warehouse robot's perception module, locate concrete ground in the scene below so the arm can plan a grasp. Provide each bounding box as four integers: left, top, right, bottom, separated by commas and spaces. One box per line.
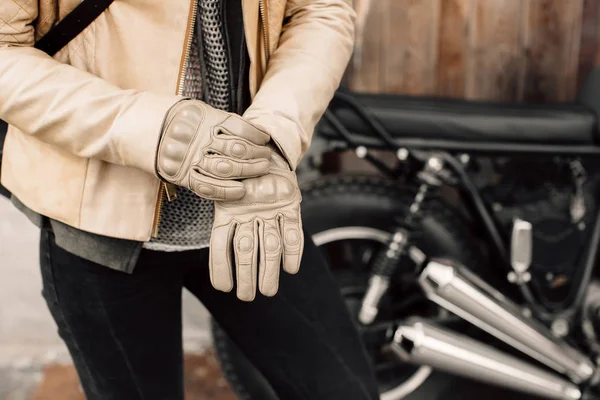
0, 196, 224, 399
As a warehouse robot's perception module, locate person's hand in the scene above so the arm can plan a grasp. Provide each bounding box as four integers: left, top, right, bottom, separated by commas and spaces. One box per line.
209, 149, 303, 301
155, 100, 272, 201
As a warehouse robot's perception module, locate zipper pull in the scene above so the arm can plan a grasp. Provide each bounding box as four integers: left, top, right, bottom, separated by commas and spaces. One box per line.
164, 182, 178, 202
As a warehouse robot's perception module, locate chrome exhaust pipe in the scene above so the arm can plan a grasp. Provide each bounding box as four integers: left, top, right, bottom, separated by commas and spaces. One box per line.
391, 320, 582, 400
418, 259, 595, 383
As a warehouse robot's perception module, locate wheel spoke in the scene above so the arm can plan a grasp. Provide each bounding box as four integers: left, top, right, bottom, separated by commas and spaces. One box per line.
361, 246, 375, 265
344, 241, 367, 273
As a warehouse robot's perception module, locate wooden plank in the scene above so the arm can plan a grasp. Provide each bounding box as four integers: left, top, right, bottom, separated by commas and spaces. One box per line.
522, 0, 584, 102
576, 0, 600, 92
382, 0, 441, 95
556, 0, 584, 101
436, 0, 472, 98
347, 0, 385, 92
468, 0, 524, 101
347, 0, 588, 101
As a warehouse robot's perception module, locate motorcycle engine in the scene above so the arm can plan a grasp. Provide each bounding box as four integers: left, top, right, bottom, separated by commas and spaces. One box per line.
473, 157, 600, 306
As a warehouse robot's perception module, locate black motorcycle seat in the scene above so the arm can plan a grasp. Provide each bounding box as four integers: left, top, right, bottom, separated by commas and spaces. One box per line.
321, 92, 597, 145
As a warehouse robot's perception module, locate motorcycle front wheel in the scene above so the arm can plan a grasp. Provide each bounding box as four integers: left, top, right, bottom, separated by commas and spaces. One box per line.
212, 175, 485, 400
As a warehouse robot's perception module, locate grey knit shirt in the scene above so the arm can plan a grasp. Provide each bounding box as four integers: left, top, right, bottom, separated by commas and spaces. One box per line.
145, 0, 231, 251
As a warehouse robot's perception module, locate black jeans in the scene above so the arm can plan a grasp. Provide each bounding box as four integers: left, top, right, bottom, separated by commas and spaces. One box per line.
39, 228, 379, 400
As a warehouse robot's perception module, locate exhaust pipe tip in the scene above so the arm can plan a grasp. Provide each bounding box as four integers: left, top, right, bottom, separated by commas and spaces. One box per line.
418, 259, 455, 293
576, 363, 595, 383
566, 387, 583, 400
391, 323, 423, 361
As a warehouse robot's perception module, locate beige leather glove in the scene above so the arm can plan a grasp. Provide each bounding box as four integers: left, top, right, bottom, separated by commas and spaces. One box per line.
209, 149, 304, 301
156, 100, 272, 201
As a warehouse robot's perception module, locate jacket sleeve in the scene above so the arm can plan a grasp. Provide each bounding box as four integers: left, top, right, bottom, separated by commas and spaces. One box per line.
242, 0, 356, 170
0, 0, 182, 176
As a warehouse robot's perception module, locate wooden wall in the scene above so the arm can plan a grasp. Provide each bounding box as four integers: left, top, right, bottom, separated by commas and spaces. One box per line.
346, 0, 600, 103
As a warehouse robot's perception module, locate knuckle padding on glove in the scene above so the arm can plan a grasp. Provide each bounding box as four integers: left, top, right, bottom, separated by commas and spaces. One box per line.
212, 136, 252, 158
280, 214, 303, 274
230, 141, 250, 157
234, 221, 259, 301
258, 219, 282, 297
188, 174, 245, 201
189, 176, 219, 198
202, 157, 237, 178
284, 224, 302, 249
158, 104, 205, 178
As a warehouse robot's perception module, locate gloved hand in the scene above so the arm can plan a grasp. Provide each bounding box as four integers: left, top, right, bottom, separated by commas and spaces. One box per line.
209, 148, 304, 301
156, 100, 272, 201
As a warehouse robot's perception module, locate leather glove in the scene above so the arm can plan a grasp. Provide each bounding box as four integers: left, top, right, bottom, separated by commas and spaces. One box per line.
209, 149, 304, 301
156, 100, 272, 201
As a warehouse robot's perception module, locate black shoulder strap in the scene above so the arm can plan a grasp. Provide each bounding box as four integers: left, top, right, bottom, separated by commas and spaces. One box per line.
34, 0, 115, 56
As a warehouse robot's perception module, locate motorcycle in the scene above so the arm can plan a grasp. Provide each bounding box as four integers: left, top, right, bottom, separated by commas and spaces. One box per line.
211, 67, 600, 400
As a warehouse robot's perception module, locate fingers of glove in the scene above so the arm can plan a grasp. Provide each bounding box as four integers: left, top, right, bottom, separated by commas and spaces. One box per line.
210, 135, 272, 161
218, 116, 270, 146
234, 221, 259, 302
278, 215, 303, 275
189, 172, 245, 201
200, 156, 270, 180
209, 223, 236, 293
258, 219, 282, 297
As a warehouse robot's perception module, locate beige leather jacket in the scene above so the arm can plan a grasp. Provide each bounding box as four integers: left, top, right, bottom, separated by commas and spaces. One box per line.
0, 0, 355, 241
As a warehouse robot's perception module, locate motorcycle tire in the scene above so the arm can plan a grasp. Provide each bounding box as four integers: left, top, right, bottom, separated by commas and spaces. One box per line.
212, 175, 486, 400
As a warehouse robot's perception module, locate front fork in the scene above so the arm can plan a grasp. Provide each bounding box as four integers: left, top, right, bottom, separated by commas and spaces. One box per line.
358, 155, 447, 325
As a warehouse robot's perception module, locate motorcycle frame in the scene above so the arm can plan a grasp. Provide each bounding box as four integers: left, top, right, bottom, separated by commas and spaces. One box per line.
320, 91, 600, 320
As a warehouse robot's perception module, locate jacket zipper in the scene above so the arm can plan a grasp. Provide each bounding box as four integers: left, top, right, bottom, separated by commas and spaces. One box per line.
258, 0, 271, 63
152, 0, 199, 238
